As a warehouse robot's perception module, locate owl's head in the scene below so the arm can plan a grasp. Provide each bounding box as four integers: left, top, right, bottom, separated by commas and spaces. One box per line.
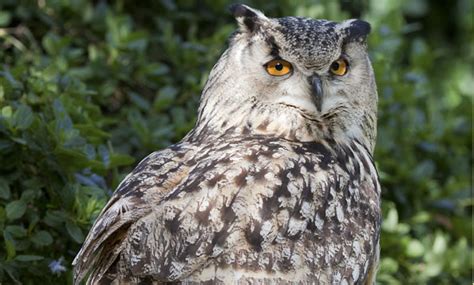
193, 4, 378, 152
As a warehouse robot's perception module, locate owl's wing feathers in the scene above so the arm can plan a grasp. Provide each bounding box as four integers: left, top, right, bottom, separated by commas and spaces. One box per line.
72, 145, 194, 285
110, 138, 261, 281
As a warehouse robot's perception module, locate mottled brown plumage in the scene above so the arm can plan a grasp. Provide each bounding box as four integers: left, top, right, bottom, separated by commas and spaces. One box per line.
73, 4, 381, 284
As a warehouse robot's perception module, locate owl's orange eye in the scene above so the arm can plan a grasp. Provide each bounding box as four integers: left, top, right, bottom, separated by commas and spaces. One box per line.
265, 59, 292, 76
330, 57, 348, 76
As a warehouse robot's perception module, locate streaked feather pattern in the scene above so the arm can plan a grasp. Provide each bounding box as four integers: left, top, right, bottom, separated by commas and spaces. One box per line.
74, 136, 380, 284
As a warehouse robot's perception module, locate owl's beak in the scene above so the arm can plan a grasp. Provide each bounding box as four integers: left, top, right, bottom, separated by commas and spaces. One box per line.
310, 75, 323, 112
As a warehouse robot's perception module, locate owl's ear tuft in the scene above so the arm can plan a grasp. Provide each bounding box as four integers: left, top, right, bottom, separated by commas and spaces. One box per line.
340, 19, 371, 43
229, 4, 268, 33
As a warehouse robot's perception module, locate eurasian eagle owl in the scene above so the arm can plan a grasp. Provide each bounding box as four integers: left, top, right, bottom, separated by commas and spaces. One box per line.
74, 4, 381, 284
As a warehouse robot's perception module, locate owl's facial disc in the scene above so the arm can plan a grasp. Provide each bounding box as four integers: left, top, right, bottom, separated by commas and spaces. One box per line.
220, 5, 377, 147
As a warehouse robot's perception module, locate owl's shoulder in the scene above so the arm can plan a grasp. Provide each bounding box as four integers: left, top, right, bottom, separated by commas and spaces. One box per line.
72, 142, 196, 284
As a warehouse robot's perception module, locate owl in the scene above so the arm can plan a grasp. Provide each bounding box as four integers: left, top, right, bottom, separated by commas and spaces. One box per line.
73, 4, 381, 285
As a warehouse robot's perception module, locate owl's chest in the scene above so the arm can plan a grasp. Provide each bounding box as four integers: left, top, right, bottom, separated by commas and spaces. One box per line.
201, 140, 381, 282
181, 152, 380, 284
156, 138, 381, 283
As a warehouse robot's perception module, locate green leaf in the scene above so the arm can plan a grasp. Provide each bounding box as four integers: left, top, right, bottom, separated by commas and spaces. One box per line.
54, 147, 104, 171
0, 178, 11, 199
379, 257, 399, 274
382, 205, 398, 232
0, 207, 5, 222
75, 124, 110, 142
44, 210, 67, 227
154, 86, 178, 111
5, 225, 27, 238
0, 11, 11, 26
144, 63, 169, 76
128, 91, 150, 111
42, 33, 60, 55
406, 239, 425, 257
15, 255, 44, 262
109, 153, 135, 168
10, 137, 27, 145
52, 99, 73, 132
12, 104, 34, 130
20, 189, 36, 203
66, 221, 84, 243
31, 231, 53, 246
98, 144, 110, 166
1, 106, 12, 118
0, 85, 4, 102
6, 200, 27, 220
3, 231, 15, 260
432, 233, 447, 254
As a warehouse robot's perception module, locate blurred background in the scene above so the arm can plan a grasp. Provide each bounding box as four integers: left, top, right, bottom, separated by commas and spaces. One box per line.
0, 0, 472, 284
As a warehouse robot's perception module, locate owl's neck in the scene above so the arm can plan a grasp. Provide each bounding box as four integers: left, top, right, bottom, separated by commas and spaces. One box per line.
187, 97, 376, 156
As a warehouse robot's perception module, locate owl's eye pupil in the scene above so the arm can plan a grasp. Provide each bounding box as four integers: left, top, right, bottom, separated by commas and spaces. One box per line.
275, 63, 284, 71
329, 57, 348, 76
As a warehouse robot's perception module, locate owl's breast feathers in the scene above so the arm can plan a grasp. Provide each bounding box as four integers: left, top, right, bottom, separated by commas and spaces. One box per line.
73, 136, 381, 284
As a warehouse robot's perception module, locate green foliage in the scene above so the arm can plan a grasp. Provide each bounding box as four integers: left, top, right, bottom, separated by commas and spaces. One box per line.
0, 0, 471, 284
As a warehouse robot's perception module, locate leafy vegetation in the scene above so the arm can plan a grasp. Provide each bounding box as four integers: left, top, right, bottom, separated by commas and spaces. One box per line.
0, 0, 471, 284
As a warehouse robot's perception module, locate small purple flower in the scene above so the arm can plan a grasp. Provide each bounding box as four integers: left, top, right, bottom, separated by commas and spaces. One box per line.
48, 257, 66, 275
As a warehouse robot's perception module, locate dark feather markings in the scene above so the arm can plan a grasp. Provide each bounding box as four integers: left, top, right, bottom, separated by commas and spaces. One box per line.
245, 221, 264, 252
